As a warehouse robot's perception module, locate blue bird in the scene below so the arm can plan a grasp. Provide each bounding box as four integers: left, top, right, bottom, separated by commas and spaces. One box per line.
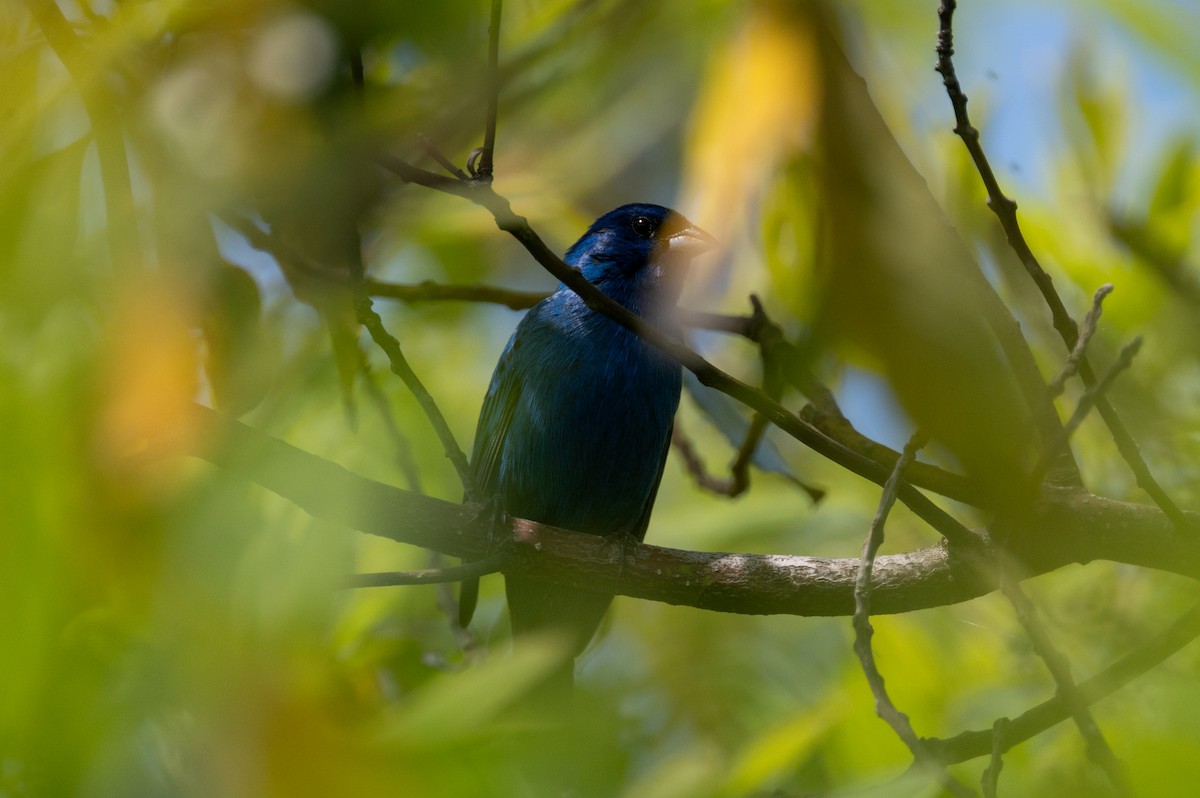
464, 203, 715, 673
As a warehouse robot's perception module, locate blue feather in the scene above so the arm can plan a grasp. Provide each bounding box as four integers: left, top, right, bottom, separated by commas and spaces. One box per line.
466, 203, 714, 661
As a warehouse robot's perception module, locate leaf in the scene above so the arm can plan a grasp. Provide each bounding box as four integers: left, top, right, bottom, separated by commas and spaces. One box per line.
382, 637, 567, 746
203, 262, 277, 416
812, 12, 1034, 506
1063, 42, 1127, 196
1149, 134, 1196, 218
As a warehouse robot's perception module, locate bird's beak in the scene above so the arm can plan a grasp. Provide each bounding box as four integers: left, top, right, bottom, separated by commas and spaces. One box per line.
665, 223, 719, 259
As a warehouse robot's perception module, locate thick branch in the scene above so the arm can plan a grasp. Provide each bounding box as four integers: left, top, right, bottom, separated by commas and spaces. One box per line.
187, 405, 1200, 618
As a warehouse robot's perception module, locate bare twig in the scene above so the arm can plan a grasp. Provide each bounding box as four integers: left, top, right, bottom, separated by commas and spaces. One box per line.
1034, 337, 1143, 485
364, 273, 983, 506
367, 278, 546, 309
671, 420, 745, 496
360, 364, 424, 492
471, 0, 503, 180
996, 574, 1130, 794
1055, 338, 1143, 455
853, 432, 972, 796
229, 216, 477, 498
672, 296, 822, 501
344, 554, 510, 588
926, 600, 1200, 764
852, 432, 930, 756
1046, 284, 1114, 399
381, 157, 978, 547
935, 0, 1188, 533
980, 717, 1009, 798
670, 416, 822, 501
999, 329, 1142, 791
418, 133, 471, 181
349, 268, 477, 501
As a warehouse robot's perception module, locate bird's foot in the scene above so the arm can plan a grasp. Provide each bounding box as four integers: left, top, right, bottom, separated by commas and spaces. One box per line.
469, 494, 510, 552
458, 495, 511, 629
599, 531, 641, 580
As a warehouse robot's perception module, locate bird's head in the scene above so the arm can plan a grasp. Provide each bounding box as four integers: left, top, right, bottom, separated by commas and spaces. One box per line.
564, 203, 715, 309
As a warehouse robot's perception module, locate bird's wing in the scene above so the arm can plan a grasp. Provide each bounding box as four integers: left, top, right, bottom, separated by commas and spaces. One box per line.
458, 320, 530, 629
469, 331, 524, 496
631, 422, 674, 541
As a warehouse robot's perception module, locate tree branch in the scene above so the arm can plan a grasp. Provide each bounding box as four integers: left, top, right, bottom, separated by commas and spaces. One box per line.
934, 0, 1188, 532
996, 573, 1130, 793
362, 272, 987, 507
925, 600, 1200, 764
380, 157, 977, 545
228, 216, 477, 498
345, 554, 510, 588
472, 0, 502, 181
366, 278, 546, 310
185, 404, 1200, 618
1046, 284, 1114, 399
853, 434, 932, 756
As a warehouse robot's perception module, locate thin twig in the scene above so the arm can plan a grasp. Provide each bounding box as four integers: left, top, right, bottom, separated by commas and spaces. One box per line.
367, 277, 546, 309
934, 0, 1188, 533
672, 296, 821, 501
926, 599, 1200, 764
473, 0, 503, 181
728, 414, 770, 496
1055, 338, 1143, 454
349, 267, 478, 501
980, 717, 1009, 798
367, 277, 776, 338
381, 157, 979, 547
365, 273, 982, 505
1046, 284, 1114, 399
996, 573, 1131, 794
1034, 338, 1143, 485
418, 133, 471, 181
344, 554, 510, 588
852, 432, 930, 757
360, 363, 423, 492
229, 216, 477, 498
670, 416, 823, 500
671, 419, 743, 496
853, 432, 973, 796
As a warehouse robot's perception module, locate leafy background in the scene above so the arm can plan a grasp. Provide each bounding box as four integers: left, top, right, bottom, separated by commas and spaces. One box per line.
3, 0, 1199, 795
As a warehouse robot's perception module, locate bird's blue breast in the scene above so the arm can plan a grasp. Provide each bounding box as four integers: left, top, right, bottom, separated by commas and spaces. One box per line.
478, 291, 682, 538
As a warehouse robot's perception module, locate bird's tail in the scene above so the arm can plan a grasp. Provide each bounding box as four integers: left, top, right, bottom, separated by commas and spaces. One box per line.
505, 575, 614, 660
457, 575, 479, 629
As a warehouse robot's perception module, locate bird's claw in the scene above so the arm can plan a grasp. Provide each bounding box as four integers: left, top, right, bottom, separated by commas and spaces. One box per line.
470, 494, 510, 552
599, 532, 641, 580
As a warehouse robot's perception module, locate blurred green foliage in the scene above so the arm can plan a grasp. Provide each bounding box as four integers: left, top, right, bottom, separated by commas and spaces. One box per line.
2, 0, 1199, 795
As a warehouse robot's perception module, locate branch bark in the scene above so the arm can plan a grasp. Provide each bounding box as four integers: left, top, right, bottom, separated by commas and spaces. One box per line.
187, 404, 1200, 618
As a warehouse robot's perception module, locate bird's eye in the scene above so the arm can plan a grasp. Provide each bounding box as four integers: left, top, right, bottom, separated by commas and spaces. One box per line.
630, 215, 655, 239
